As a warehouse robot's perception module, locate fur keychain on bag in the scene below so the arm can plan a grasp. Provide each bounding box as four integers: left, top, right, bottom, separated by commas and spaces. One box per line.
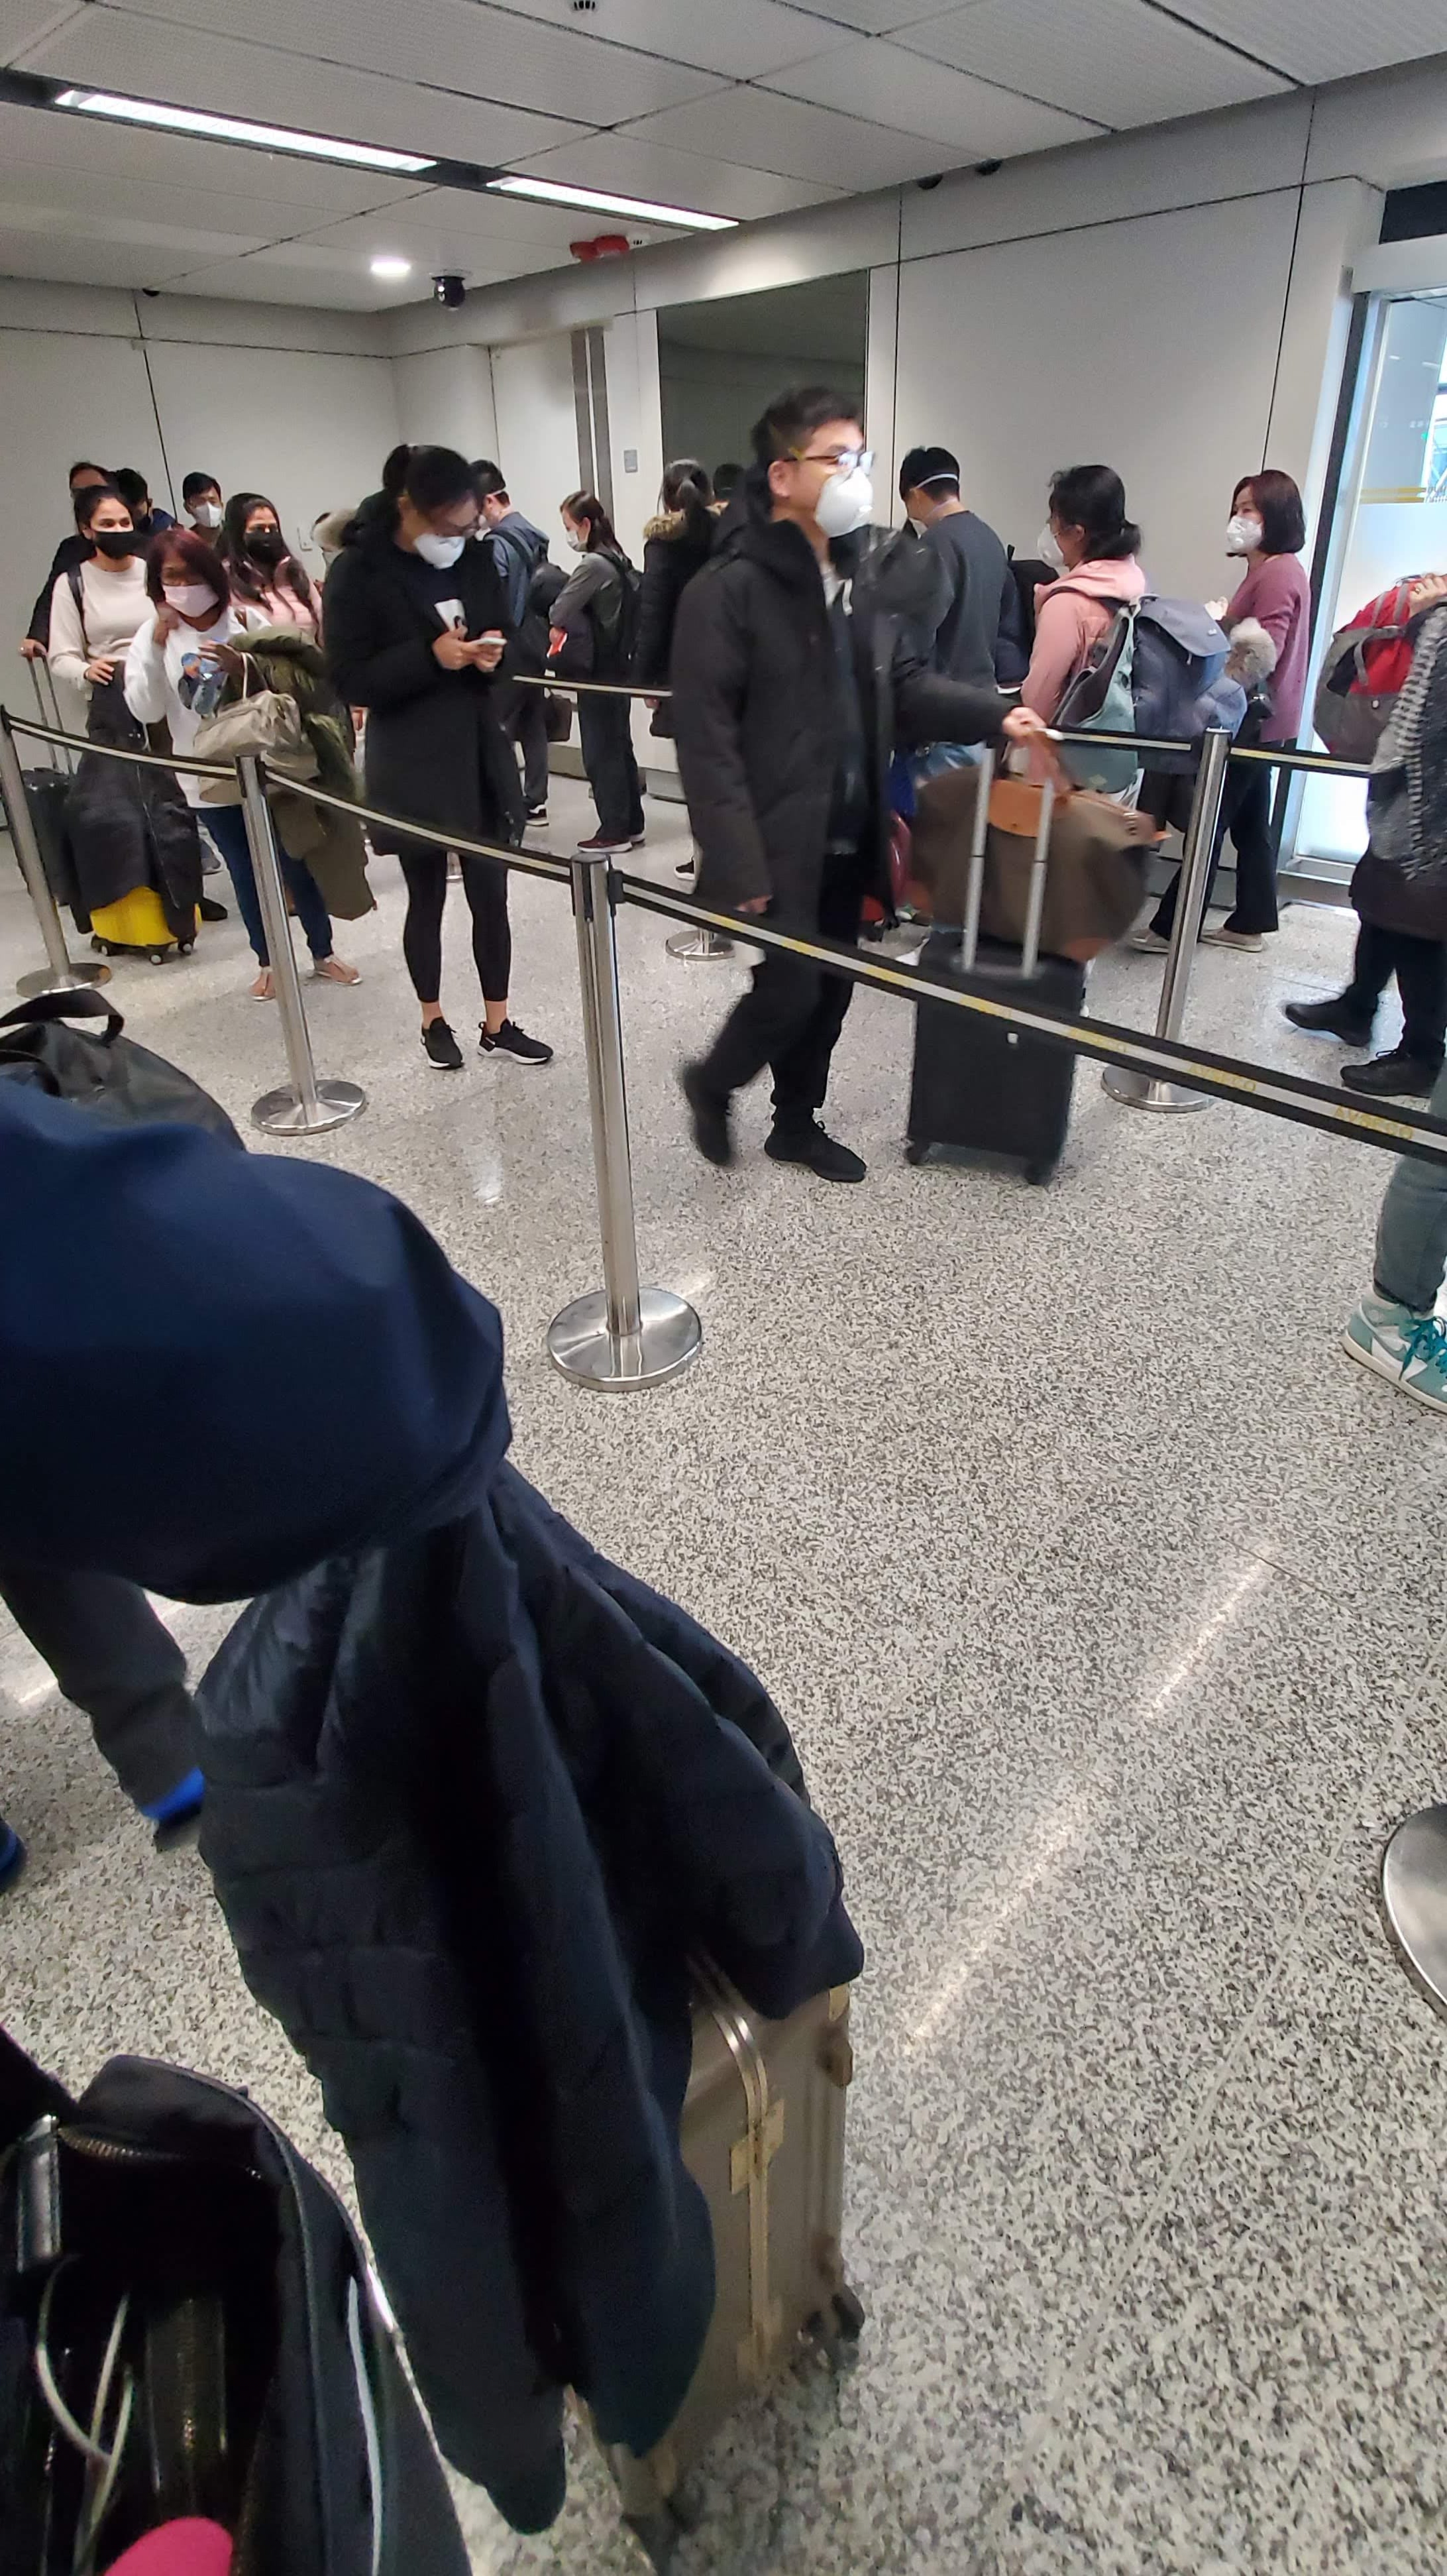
1224, 617, 1277, 691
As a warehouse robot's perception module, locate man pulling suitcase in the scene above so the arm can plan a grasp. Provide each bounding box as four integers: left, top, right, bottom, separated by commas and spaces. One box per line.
672, 382, 1047, 1183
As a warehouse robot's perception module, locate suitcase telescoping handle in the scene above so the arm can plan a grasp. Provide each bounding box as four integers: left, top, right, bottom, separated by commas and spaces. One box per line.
28, 651, 75, 775
959, 748, 1055, 981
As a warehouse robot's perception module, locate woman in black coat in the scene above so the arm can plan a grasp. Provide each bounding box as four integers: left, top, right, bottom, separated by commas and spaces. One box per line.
636, 460, 718, 878
325, 444, 552, 1073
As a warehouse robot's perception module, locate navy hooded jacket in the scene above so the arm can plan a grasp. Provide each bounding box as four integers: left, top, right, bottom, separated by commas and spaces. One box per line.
0, 1082, 863, 2532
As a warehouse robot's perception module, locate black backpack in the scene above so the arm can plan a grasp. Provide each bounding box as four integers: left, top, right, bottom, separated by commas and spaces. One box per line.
595, 547, 643, 677
0, 2028, 470, 2575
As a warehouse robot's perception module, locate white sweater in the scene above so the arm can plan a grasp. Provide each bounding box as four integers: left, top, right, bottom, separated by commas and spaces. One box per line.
48, 556, 150, 692
124, 604, 242, 807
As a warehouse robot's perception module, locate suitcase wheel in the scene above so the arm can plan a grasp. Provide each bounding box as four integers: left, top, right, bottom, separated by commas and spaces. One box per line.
833, 2284, 865, 2343
803, 2284, 865, 2374
178, 939, 195, 957
623, 2505, 684, 2571
904, 1141, 926, 1166
1022, 1158, 1057, 1186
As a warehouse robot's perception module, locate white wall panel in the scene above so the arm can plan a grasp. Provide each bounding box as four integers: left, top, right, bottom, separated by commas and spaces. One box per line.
489, 331, 580, 549
144, 339, 400, 558
394, 341, 498, 461
0, 326, 165, 663
893, 189, 1300, 600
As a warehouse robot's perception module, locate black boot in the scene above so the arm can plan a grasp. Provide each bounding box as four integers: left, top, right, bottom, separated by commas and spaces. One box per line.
682, 1062, 732, 1166
1340, 1047, 1442, 1098
1284, 993, 1373, 1046
765, 1121, 866, 1182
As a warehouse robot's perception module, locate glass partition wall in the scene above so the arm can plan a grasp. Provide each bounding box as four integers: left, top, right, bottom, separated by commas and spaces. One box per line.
656, 273, 869, 486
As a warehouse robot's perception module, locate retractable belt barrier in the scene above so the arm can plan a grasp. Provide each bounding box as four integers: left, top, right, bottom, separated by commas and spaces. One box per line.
1, 696, 1439, 1404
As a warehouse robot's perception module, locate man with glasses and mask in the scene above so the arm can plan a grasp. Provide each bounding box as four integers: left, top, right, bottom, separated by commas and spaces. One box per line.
674, 384, 1047, 1182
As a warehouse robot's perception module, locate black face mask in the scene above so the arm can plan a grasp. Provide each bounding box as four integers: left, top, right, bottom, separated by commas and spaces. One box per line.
244, 526, 288, 565
92, 528, 136, 561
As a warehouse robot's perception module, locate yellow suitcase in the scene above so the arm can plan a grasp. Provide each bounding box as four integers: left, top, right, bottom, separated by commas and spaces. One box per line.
89, 885, 197, 960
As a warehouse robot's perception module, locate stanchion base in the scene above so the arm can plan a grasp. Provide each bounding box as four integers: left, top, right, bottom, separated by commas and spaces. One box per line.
1382, 1804, 1447, 2011
666, 927, 734, 961
17, 958, 110, 997
1102, 1066, 1208, 1114
547, 1286, 703, 1392
251, 1077, 366, 1137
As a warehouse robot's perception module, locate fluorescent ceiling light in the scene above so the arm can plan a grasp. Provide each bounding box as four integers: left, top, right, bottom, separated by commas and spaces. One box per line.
54, 88, 433, 174
370, 254, 412, 278
488, 173, 735, 232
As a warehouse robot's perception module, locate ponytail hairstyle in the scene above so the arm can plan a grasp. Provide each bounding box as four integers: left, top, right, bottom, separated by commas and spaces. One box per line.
660, 457, 714, 541
1047, 463, 1142, 563
561, 490, 620, 554
383, 442, 478, 518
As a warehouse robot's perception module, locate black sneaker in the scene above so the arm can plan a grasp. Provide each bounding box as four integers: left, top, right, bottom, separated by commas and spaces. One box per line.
198, 893, 229, 923
1284, 994, 1373, 1046
682, 1061, 732, 1166
1340, 1048, 1442, 1098
526, 804, 548, 823
765, 1121, 866, 1182
482, 1018, 553, 1066
423, 1019, 464, 1071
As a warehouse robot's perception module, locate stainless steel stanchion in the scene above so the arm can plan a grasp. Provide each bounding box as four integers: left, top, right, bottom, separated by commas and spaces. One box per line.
1104, 724, 1232, 1113
1382, 1806, 1447, 2010
237, 753, 366, 1138
547, 849, 703, 1392
0, 708, 109, 997
667, 923, 735, 960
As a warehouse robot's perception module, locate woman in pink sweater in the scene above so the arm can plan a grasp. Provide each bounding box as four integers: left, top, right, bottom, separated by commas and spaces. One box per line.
1142, 467, 1310, 950
1021, 463, 1147, 722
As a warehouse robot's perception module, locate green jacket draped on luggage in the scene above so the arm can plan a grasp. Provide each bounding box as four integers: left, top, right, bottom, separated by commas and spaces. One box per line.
232, 625, 375, 919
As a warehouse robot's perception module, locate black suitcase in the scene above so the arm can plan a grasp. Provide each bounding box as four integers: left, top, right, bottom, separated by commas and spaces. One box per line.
906, 757, 1086, 1186
23, 656, 81, 915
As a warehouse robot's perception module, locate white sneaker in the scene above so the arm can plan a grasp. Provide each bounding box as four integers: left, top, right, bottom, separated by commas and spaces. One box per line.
1343, 1296, 1447, 1413
1201, 924, 1264, 950
1128, 926, 1169, 954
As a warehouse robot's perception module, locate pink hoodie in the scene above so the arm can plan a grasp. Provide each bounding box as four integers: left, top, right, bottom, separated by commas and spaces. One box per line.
1021, 555, 1148, 720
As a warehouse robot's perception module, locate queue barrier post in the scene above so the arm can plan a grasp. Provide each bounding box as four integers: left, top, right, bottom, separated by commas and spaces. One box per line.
547, 848, 703, 1391
236, 753, 366, 1138
1381, 1805, 1447, 2010
1103, 724, 1232, 1114
0, 709, 109, 998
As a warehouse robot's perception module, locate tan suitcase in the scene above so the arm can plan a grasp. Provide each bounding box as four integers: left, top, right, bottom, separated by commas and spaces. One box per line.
602, 1970, 861, 2568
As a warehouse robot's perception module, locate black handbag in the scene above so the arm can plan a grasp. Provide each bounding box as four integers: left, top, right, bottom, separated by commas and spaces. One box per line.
0, 2027, 470, 2575
0, 990, 241, 1145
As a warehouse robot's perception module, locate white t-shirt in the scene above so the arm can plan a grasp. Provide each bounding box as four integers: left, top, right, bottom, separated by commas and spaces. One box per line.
124, 603, 242, 806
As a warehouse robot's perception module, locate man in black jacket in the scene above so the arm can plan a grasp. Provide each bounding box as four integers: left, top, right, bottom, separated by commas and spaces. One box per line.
673, 385, 1045, 1182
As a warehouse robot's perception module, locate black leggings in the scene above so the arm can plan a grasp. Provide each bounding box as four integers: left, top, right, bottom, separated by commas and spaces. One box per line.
398, 846, 511, 1007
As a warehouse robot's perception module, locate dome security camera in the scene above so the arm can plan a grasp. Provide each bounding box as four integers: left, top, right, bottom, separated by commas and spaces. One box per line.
432, 274, 466, 308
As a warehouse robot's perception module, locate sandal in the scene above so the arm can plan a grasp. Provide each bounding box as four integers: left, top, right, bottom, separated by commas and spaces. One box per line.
313, 956, 361, 985
250, 968, 275, 1000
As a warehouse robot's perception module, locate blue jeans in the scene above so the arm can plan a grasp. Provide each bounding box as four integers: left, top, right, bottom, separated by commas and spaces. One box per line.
1373, 1060, 1447, 1310
203, 801, 333, 966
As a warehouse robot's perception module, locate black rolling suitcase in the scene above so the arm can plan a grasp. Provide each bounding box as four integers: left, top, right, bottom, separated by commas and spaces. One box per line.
22, 656, 81, 917
906, 757, 1086, 1186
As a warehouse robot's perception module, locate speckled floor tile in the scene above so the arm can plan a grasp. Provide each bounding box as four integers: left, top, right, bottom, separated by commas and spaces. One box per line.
3, 790, 1444, 2573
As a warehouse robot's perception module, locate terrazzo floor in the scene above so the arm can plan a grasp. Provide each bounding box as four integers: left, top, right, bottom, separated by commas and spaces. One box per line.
3, 769, 1446, 2575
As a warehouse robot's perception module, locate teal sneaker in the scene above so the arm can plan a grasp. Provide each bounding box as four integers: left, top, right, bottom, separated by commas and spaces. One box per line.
1344, 1296, 1447, 1413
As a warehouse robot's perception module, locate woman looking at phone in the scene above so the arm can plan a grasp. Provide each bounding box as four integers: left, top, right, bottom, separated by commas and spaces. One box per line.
125, 530, 356, 998
325, 443, 552, 1072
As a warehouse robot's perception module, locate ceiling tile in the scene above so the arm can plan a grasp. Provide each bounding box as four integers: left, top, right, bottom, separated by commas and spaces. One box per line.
898, 0, 1291, 129
390, 182, 672, 251
286, 206, 678, 288
156, 251, 398, 305
0, 226, 210, 284
0, 190, 268, 260
617, 86, 957, 187
0, 0, 85, 62
1177, 0, 1447, 85
0, 99, 426, 206
510, 128, 844, 218
472, 0, 859, 81
20, 6, 592, 164
775, 0, 946, 28
115, 0, 725, 125
765, 38, 1101, 152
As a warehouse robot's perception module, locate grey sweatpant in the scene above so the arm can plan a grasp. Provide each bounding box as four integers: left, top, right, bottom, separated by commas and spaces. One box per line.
1373, 1060, 1447, 1312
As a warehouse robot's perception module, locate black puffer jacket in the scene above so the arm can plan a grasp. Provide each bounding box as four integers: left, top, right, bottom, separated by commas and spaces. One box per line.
197, 1383, 863, 2536
65, 673, 203, 935
323, 510, 515, 857
635, 504, 718, 733
670, 471, 1009, 920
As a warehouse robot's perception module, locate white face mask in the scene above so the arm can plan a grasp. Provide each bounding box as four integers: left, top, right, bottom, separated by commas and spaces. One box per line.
192, 501, 222, 530
162, 581, 218, 619
564, 528, 588, 553
415, 530, 466, 569
1226, 511, 1263, 555
814, 463, 874, 540
1036, 523, 1066, 573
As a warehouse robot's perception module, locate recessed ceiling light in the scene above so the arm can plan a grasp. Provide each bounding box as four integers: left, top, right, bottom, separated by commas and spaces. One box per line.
370, 254, 413, 278
487, 174, 735, 233
53, 87, 433, 174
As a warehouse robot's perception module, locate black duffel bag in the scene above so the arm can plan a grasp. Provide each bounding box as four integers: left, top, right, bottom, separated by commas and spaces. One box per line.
0, 2025, 470, 2575
0, 988, 241, 1144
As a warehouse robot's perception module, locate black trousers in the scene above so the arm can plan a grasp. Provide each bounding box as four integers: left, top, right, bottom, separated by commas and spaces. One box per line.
399, 846, 511, 1007
508, 685, 550, 811
1344, 919, 1447, 1064
1, 1564, 196, 1809
578, 695, 644, 841
1151, 761, 1280, 938
700, 858, 863, 1127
